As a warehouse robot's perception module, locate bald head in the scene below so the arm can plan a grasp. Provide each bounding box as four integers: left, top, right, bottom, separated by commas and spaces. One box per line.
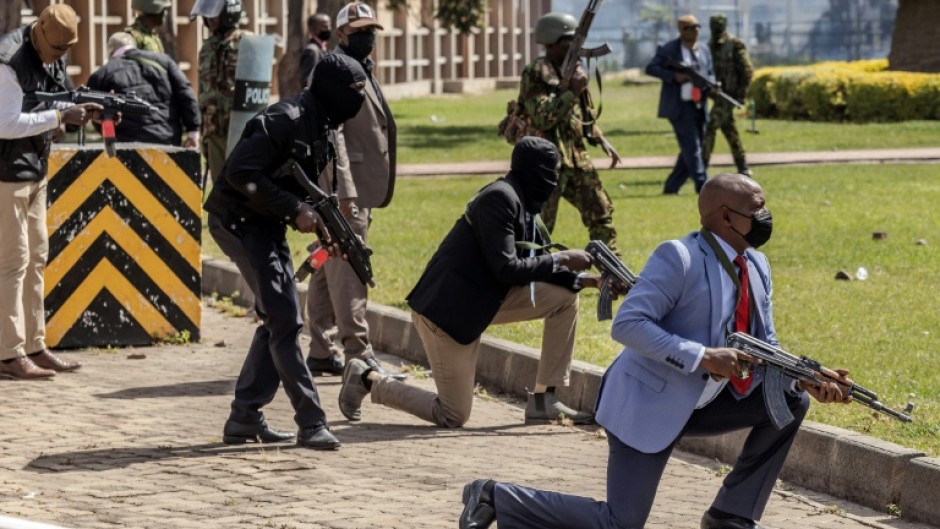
309, 13, 331, 30
700, 174, 768, 252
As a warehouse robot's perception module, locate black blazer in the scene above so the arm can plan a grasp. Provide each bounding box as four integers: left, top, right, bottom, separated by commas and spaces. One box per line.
407, 175, 578, 344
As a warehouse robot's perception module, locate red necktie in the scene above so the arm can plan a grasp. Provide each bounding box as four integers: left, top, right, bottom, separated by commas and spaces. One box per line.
730, 255, 753, 395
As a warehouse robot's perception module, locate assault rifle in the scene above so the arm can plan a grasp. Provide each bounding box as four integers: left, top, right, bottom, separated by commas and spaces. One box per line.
558, 0, 611, 141
559, 0, 608, 87
585, 240, 636, 320
727, 332, 914, 423
291, 162, 375, 287
36, 86, 156, 157
661, 56, 745, 109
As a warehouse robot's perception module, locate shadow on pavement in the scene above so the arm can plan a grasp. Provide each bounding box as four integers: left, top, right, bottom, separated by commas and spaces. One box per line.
94, 379, 236, 399
24, 423, 595, 473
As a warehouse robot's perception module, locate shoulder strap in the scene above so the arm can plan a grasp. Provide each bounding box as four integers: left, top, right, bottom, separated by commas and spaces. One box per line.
127, 53, 167, 75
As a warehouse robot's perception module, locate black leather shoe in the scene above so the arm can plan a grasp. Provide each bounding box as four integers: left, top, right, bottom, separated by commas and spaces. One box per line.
701, 511, 767, 529
459, 479, 496, 529
222, 420, 295, 445
307, 355, 344, 376
296, 426, 341, 450
364, 357, 407, 381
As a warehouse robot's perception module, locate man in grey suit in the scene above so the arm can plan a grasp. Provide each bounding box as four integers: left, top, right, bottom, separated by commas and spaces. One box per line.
305, 2, 400, 380
646, 15, 714, 195
459, 173, 853, 529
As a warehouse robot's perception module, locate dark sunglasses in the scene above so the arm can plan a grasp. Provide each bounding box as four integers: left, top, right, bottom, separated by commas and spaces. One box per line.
682, 24, 702, 31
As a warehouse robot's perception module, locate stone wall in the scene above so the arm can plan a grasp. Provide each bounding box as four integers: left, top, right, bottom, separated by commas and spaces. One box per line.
888, 0, 940, 72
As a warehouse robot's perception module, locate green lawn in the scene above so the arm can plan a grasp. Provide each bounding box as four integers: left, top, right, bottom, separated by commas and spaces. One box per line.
392, 83, 940, 164
202, 162, 940, 456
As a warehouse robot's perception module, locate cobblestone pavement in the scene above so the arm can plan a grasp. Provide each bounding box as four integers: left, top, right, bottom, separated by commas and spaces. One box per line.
0, 304, 934, 529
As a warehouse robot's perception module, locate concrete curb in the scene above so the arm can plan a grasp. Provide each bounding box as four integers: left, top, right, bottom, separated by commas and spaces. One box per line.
397, 147, 940, 177
201, 257, 938, 526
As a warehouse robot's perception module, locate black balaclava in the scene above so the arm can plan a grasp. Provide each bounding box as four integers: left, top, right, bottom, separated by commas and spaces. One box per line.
310, 53, 367, 127
509, 136, 560, 213
341, 31, 376, 62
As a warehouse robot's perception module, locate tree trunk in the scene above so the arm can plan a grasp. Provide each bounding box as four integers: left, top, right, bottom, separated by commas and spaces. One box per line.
160, 13, 178, 61
277, 0, 308, 98
1, 0, 23, 36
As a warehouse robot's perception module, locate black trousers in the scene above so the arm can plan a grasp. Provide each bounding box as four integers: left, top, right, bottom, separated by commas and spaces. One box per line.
208, 213, 328, 430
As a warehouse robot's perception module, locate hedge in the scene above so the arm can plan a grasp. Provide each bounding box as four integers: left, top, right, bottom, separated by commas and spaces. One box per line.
749, 59, 940, 122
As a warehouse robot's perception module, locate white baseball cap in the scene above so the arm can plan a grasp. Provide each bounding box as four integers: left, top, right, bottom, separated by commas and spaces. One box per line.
336, 2, 384, 30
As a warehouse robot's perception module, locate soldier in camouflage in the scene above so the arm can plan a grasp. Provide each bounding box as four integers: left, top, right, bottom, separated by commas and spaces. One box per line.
126, 0, 169, 53
703, 14, 754, 176
519, 12, 621, 251
192, 0, 249, 183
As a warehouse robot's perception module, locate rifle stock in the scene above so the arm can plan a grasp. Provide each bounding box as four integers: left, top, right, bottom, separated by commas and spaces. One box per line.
727, 332, 914, 423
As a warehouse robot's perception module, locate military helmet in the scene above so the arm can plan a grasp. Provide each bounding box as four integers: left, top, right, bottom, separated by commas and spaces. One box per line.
191, 0, 242, 27
535, 12, 578, 45
131, 0, 170, 15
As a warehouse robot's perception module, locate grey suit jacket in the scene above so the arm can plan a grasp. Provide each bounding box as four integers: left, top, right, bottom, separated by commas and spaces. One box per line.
594, 231, 777, 453
322, 48, 396, 209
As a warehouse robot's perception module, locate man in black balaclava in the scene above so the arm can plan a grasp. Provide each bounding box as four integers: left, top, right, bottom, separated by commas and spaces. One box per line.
203, 53, 367, 452
337, 136, 605, 428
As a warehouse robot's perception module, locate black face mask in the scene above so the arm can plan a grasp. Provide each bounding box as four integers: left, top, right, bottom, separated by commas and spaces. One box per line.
728, 207, 773, 248
342, 31, 376, 61
316, 30, 332, 41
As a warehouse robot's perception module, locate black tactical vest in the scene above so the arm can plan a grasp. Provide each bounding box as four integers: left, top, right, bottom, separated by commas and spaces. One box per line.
0, 26, 70, 182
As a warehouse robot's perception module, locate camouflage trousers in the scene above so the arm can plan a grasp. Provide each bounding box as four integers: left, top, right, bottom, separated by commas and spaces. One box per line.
703, 101, 749, 173
541, 164, 618, 253
204, 132, 228, 184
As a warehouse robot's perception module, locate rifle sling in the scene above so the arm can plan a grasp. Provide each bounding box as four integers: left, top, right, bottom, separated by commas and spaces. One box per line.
701, 229, 794, 429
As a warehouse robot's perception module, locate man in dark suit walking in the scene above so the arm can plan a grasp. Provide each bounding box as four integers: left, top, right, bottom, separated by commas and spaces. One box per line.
336, 137, 600, 427
646, 15, 715, 195
457, 173, 853, 529
305, 1, 401, 382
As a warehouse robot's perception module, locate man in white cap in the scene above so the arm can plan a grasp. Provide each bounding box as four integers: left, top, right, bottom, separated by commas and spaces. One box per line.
0, 4, 101, 379
305, 2, 401, 384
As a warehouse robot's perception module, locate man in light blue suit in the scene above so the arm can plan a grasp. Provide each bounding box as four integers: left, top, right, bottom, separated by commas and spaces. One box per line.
459, 173, 852, 529
646, 15, 714, 195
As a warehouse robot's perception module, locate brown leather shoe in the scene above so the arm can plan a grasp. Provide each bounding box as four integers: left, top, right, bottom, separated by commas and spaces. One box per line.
0, 356, 56, 379
29, 349, 82, 372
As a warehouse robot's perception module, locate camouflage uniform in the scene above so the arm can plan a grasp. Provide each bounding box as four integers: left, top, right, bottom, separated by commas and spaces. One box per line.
703, 15, 754, 174
198, 28, 248, 182
125, 18, 165, 54
519, 57, 617, 250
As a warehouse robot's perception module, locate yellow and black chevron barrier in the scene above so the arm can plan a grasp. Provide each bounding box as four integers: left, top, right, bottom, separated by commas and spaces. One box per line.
45, 146, 202, 348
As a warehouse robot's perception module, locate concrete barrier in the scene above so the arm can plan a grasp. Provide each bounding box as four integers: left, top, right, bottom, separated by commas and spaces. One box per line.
201, 258, 939, 526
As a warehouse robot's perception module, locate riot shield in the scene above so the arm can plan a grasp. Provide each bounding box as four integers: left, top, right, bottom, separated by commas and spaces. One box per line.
225, 34, 275, 156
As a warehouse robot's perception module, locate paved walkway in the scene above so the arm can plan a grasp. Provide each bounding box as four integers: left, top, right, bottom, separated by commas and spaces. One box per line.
0, 305, 934, 529
398, 147, 940, 176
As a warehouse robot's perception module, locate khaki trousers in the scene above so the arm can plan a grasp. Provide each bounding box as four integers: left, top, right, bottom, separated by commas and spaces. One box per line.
306, 207, 372, 360
372, 282, 579, 427
0, 180, 48, 361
